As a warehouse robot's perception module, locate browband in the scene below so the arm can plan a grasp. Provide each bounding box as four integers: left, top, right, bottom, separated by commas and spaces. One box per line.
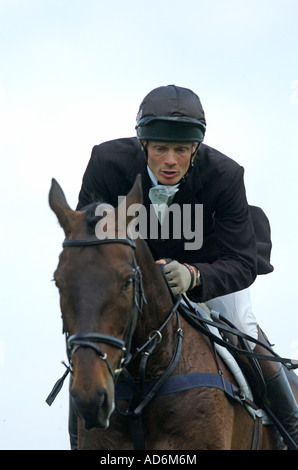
62, 237, 136, 249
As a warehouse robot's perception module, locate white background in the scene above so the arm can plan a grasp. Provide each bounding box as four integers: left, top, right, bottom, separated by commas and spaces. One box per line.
0, 0, 297, 449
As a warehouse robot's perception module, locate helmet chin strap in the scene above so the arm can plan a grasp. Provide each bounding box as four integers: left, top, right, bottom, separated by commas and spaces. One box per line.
181, 142, 201, 183
192, 142, 201, 158
140, 140, 148, 159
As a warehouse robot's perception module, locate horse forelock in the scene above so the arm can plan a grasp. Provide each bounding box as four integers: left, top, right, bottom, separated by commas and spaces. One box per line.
81, 202, 115, 235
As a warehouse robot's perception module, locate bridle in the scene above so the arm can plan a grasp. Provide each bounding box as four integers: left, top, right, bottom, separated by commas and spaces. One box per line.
46, 234, 183, 407
62, 236, 146, 382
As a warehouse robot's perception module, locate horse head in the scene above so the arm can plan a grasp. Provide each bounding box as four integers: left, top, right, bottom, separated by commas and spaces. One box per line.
49, 175, 146, 430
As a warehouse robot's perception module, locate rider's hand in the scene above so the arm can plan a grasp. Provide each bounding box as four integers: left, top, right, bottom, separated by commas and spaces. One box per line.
157, 259, 195, 295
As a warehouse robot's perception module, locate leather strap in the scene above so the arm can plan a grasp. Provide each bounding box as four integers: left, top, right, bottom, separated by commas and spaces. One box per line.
251, 416, 263, 450
62, 237, 136, 249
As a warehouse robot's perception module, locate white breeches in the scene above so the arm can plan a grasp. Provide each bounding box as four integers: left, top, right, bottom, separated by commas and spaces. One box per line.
205, 287, 258, 349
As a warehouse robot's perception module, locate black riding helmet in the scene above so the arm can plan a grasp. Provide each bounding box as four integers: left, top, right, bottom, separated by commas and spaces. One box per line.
136, 85, 206, 176
136, 85, 206, 143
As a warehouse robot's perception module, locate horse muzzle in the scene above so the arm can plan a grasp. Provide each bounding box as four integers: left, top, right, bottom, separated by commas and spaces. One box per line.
65, 332, 126, 429
70, 384, 115, 430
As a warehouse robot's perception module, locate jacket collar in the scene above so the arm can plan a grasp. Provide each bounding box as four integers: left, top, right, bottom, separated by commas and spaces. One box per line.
180, 160, 203, 195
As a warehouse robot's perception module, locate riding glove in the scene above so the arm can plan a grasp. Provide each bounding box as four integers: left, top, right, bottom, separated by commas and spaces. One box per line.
163, 260, 196, 295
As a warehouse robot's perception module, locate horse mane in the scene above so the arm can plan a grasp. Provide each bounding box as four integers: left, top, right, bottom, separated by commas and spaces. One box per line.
80, 201, 114, 235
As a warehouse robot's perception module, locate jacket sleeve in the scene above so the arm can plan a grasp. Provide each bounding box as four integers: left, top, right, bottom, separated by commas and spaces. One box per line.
76, 145, 112, 209
189, 166, 258, 302
77, 138, 143, 209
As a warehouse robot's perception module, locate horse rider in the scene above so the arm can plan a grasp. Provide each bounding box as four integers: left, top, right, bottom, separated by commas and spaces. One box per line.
76, 85, 298, 449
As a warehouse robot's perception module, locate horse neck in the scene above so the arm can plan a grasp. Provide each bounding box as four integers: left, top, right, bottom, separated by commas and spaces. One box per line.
132, 239, 177, 374
136, 238, 173, 322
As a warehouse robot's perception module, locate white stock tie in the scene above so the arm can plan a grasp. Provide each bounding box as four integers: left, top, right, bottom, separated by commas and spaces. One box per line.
149, 184, 179, 224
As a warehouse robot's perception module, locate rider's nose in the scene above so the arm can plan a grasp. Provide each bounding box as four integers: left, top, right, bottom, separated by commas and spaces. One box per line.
164, 150, 177, 166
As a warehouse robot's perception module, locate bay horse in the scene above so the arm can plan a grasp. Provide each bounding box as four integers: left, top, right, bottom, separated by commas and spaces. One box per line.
48, 175, 281, 450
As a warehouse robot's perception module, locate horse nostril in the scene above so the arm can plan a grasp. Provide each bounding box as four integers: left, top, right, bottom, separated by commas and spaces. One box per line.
70, 386, 109, 429
96, 388, 107, 411
70, 386, 106, 409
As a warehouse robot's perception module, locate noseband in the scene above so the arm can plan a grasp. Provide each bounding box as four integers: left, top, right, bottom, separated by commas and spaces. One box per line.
66, 333, 126, 379
63, 236, 145, 381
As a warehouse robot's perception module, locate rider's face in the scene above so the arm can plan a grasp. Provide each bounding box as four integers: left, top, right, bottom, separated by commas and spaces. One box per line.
145, 141, 197, 185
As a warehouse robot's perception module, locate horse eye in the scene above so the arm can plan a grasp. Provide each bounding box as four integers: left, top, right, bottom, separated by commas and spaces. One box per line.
122, 276, 133, 291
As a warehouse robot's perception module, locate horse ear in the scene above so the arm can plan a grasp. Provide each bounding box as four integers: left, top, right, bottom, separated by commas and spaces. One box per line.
126, 174, 143, 206
49, 178, 75, 237
115, 174, 143, 235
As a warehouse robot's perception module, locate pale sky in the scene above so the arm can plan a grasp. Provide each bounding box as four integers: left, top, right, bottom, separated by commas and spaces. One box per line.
0, 0, 297, 449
